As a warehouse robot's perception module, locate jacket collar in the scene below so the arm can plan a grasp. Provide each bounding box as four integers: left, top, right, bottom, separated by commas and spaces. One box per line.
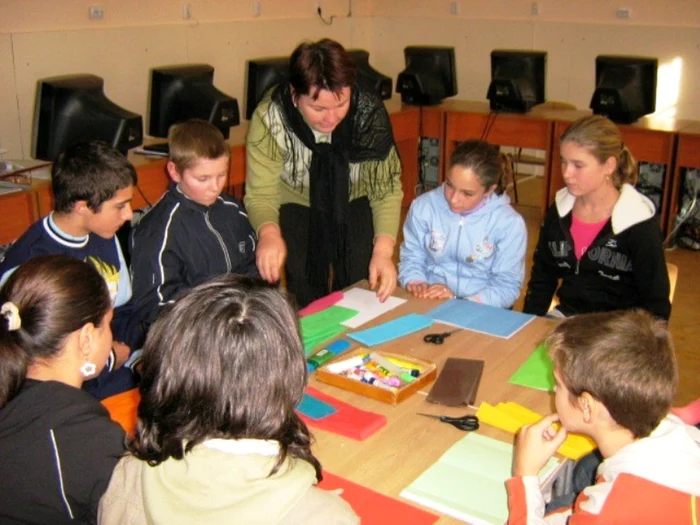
555, 184, 655, 234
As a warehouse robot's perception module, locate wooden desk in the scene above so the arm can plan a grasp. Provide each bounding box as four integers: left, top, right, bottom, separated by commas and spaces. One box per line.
667, 121, 700, 230
0, 190, 38, 245
309, 292, 557, 524
550, 113, 692, 233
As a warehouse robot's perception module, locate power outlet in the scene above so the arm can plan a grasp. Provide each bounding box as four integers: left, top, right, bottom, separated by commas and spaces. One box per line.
252, 1, 261, 17
88, 5, 104, 20
616, 7, 631, 19
450, 1, 460, 15
531, 2, 540, 15
182, 3, 192, 19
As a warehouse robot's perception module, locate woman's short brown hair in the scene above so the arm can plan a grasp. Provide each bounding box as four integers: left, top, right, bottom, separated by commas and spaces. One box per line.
288, 38, 357, 100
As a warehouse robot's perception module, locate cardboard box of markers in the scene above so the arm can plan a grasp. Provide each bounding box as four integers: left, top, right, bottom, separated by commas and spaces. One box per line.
315, 348, 437, 405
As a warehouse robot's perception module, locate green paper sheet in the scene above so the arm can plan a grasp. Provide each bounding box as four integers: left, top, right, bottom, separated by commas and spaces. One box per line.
508, 343, 555, 392
400, 433, 559, 525
300, 306, 358, 356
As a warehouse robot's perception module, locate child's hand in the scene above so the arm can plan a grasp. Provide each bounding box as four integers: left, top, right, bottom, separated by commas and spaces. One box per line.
406, 281, 429, 297
421, 283, 455, 299
256, 225, 287, 283
513, 414, 568, 477
112, 341, 131, 368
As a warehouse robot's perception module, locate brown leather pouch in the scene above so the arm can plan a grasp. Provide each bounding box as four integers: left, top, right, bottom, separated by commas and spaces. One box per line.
426, 358, 484, 406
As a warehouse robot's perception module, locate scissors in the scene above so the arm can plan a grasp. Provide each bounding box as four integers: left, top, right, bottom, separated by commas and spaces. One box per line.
417, 413, 480, 431
423, 329, 461, 345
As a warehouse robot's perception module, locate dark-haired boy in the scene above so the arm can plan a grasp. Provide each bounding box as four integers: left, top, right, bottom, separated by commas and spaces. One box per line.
130, 119, 258, 327
507, 309, 700, 524
0, 140, 140, 398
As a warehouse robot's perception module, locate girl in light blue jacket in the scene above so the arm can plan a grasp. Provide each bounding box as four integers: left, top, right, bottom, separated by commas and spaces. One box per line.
399, 140, 527, 308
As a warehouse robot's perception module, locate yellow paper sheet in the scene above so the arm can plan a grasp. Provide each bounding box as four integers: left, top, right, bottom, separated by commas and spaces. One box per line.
476, 401, 596, 460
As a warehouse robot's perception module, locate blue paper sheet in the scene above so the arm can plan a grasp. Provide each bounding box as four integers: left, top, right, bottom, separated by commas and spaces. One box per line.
347, 313, 433, 347
426, 299, 535, 339
297, 393, 338, 420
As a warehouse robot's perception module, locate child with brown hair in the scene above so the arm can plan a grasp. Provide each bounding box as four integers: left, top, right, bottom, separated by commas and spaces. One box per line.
507, 309, 700, 524
131, 119, 258, 327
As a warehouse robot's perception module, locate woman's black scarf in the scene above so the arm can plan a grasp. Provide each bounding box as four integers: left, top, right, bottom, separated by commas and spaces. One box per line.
270, 83, 399, 290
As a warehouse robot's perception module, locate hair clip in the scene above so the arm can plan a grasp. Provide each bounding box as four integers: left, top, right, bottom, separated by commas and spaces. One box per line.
1, 301, 22, 332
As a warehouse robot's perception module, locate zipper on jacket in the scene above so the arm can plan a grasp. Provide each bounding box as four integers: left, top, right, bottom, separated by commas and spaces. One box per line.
205, 211, 232, 272
456, 217, 464, 297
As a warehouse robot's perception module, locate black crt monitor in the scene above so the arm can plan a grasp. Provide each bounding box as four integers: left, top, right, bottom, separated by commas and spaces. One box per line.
149, 64, 240, 139
33, 74, 143, 161
244, 56, 289, 120
396, 46, 458, 106
487, 50, 547, 113
347, 49, 392, 100
590, 55, 658, 124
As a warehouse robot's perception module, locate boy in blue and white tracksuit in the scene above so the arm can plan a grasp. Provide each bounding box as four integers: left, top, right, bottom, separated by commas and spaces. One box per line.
399, 185, 527, 308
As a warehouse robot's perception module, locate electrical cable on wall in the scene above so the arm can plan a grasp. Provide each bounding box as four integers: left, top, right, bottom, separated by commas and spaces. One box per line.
317, 0, 352, 25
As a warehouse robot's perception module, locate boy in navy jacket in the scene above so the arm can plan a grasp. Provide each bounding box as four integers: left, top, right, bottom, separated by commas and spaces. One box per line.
130, 120, 258, 327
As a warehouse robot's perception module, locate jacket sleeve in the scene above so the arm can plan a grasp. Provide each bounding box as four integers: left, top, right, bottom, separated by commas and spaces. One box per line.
130, 218, 188, 327
523, 209, 561, 315
244, 100, 284, 233
473, 211, 527, 308
627, 218, 671, 320
506, 476, 572, 525
398, 200, 429, 287
366, 147, 403, 241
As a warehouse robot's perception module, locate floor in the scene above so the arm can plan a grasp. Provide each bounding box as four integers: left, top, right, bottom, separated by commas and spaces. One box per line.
397, 173, 699, 405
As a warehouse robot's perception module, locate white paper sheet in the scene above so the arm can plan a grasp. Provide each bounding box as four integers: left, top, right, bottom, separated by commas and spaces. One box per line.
336, 288, 406, 328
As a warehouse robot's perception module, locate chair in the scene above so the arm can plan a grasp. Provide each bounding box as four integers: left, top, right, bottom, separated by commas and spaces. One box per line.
548, 262, 679, 312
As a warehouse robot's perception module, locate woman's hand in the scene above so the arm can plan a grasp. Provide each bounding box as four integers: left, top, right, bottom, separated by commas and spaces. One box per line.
369, 235, 397, 302
255, 224, 287, 283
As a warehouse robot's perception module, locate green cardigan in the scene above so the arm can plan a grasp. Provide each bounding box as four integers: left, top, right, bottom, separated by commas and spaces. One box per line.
244, 93, 403, 241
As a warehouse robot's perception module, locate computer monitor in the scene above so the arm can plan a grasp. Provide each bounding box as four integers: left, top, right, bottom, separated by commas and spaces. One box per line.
149, 64, 240, 139
396, 46, 458, 106
244, 56, 289, 120
487, 50, 547, 113
590, 55, 658, 124
33, 74, 143, 161
348, 49, 392, 100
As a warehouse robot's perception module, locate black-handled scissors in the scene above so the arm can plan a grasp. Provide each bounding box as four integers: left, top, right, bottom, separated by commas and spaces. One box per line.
423, 329, 461, 345
417, 413, 480, 431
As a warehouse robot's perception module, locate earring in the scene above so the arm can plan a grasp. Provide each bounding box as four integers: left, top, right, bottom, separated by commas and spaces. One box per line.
80, 359, 97, 377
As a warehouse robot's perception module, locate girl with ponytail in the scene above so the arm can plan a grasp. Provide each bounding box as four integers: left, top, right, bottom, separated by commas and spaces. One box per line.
524, 115, 671, 319
0, 255, 125, 524
399, 139, 527, 308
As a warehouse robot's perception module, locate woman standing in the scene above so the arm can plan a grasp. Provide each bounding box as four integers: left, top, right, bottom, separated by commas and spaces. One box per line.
246, 39, 403, 307
523, 115, 671, 319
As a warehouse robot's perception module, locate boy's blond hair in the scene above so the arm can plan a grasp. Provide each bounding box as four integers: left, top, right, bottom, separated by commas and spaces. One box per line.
546, 309, 677, 438
168, 119, 230, 173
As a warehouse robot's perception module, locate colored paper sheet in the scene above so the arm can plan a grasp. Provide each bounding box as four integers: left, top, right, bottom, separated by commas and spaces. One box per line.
508, 343, 555, 392
296, 393, 338, 420
476, 401, 597, 460
299, 387, 386, 440
101, 388, 140, 436
400, 433, 560, 525
347, 313, 433, 347
336, 287, 407, 328
425, 299, 536, 339
300, 305, 358, 356
320, 471, 439, 525
298, 291, 344, 317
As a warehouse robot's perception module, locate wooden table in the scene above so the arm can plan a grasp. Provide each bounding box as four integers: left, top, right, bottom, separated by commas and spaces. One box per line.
309, 290, 557, 524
